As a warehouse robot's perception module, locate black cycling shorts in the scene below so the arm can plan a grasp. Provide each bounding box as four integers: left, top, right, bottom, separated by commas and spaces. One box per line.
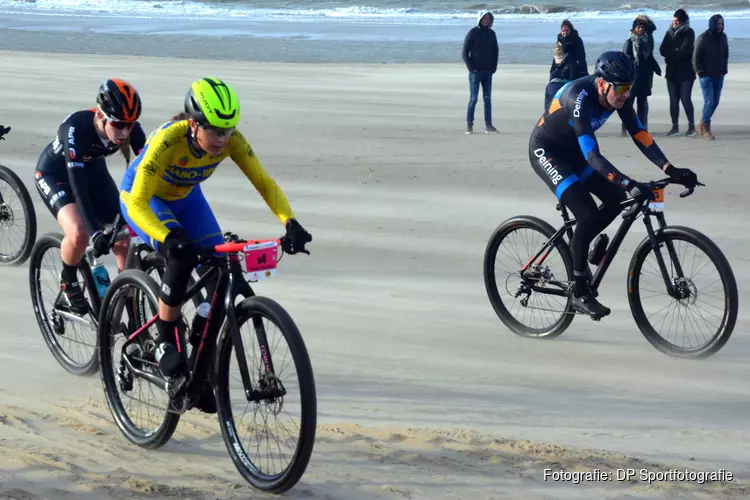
528, 131, 596, 200
34, 156, 120, 224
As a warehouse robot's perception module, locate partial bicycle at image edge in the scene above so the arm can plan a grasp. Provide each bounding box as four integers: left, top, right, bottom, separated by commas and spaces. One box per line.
483, 177, 738, 359
0, 125, 38, 266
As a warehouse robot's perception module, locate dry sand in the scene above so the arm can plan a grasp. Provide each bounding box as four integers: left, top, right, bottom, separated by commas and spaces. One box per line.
0, 50, 749, 499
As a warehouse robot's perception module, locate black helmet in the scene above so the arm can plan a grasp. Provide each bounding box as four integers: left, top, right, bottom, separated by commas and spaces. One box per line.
97, 79, 142, 123
594, 51, 634, 84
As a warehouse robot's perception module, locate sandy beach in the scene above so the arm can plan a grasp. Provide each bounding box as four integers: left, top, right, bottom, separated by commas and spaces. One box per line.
1, 49, 749, 499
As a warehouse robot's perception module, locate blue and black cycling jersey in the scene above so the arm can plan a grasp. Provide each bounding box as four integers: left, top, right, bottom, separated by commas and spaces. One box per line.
530, 75, 669, 196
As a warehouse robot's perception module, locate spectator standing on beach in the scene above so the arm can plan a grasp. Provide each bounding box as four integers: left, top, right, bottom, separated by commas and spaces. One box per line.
557, 19, 588, 78
621, 15, 661, 135
544, 42, 575, 110
659, 9, 697, 136
462, 10, 499, 134
693, 14, 729, 140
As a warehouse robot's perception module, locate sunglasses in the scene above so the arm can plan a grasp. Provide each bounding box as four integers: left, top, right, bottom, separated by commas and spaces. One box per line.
109, 120, 135, 130
200, 124, 235, 138
608, 82, 633, 95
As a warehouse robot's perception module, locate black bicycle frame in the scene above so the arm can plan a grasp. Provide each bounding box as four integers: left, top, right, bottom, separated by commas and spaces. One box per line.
521, 193, 685, 297
176, 251, 279, 403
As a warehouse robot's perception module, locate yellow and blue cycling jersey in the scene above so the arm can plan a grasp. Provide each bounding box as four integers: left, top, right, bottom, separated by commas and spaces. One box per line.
120, 119, 295, 248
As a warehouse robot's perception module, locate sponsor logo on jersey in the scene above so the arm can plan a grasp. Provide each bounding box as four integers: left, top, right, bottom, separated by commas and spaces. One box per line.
534, 148, 564, 185
573, 89, 588, 118
164, 163, 218, 183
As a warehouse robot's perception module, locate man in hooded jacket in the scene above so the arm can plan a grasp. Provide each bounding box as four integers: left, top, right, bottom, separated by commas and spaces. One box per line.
462, 11, 499, 134
693, 14, 729, 139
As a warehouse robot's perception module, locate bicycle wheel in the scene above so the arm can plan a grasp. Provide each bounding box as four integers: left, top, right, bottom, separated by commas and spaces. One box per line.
215, 296, 317, 493
483, 215, 575, 339
98, 268, 180, 448
0, 164, 36, 265
627, 226, 739, 358
29, 233, 101, 375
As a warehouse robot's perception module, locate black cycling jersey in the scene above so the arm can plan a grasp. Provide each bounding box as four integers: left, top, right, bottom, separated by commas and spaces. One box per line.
530, 75, 669, 198
35, 109, 146, 234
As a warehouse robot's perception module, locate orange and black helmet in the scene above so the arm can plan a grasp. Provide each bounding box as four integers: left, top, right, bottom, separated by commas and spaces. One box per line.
97, 78, 142, 123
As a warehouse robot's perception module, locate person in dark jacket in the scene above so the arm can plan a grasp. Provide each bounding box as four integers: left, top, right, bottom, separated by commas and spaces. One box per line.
621, 15, 662, 135
659, 9, 697, 136
462, 11, 499, 134
557, 19, 588, 79
544, 42, 576, 110
693, 14, 729, 140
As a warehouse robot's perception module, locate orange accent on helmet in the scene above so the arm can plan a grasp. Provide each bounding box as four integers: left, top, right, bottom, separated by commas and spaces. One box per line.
97, 78, 142, 123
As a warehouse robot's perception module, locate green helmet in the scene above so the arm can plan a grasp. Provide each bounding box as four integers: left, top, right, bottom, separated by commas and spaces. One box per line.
184, 77, 240, 128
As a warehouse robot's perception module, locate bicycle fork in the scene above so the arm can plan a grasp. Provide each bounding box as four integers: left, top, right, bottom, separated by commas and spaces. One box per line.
642, 213, 686, 298
223, 258, 285, 403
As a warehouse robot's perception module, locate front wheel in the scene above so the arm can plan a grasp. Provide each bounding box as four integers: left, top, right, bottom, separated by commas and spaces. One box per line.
29, 232, 100, 375
0, 164, 36, 265
627, 226, 739, 358
215, 296, 317, 493
483, 215, 575, 339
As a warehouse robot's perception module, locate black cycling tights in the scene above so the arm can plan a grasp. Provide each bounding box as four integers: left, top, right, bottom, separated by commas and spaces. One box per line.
560, 175, 626, 294
157, 248, 219, 344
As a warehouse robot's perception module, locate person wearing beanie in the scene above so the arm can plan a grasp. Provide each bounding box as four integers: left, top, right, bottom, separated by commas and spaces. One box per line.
659, 8, 697, 136
693, 14, 729, 139
621, 15, 661, 135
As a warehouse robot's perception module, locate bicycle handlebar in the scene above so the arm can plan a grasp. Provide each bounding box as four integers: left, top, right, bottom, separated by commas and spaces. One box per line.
90, 214, 130, 258
622, 177, 705, 219
193, 232, 302, 264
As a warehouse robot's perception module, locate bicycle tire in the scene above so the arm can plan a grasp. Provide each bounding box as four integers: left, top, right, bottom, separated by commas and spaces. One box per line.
627, 225, 739, 358
0, 163, 36, 265
98, 268, 180, 448
215, 296, 317, 493
483, 215, 575, 339
29, 232, 100, 376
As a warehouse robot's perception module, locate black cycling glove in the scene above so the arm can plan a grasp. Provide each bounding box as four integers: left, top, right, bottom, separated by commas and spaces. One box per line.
665, 163, 698, 188
164, 227, 195, 261
283, 219, 312, 255
626, 179, 655, 202
92, 230, 111, 256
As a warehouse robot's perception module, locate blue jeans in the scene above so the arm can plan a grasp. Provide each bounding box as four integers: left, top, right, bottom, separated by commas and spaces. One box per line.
466, 70, 493, 125
699, 76, 724, 124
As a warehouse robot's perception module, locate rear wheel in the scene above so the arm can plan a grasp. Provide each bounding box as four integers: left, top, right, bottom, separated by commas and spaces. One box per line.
483, 216, 575, 339
98, 269, 181, 448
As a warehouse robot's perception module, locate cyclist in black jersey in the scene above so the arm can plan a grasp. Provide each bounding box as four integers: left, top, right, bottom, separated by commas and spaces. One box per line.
34, 79, 146, 315
529, 51, 699, 318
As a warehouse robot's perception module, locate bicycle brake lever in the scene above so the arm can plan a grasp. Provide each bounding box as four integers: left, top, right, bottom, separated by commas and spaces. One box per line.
679, 181, 705, 198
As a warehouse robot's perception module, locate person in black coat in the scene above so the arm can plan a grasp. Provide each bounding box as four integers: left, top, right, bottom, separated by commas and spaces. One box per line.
557, 19, 588, 79
693, 14, 729, 139
621, 15, 662, 134
659, 8, 697, 136
462, 11, 499, 134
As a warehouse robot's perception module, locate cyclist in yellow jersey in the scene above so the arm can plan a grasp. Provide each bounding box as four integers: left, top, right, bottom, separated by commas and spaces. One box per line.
120, 77, 312, 411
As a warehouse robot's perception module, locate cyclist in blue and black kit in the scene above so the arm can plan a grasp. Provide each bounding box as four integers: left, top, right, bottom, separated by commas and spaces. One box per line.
529, 51, 700, 318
